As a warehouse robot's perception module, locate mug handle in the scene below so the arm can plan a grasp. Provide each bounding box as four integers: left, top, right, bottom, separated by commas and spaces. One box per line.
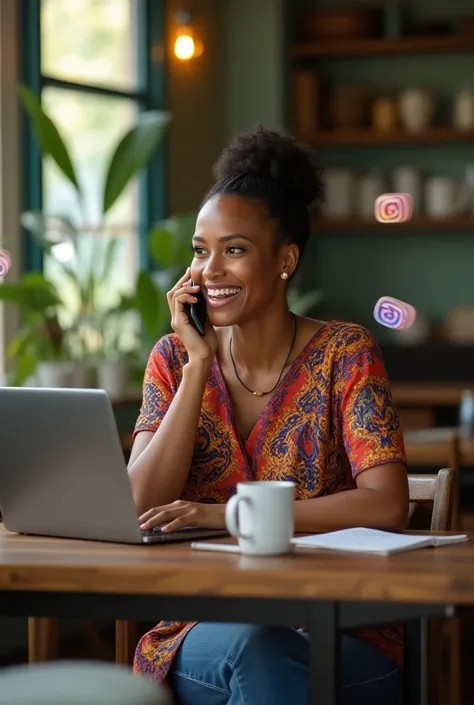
225, 495, 253, 540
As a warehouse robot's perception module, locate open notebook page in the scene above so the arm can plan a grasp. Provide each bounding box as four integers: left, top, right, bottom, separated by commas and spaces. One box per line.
291, 528, 468, 556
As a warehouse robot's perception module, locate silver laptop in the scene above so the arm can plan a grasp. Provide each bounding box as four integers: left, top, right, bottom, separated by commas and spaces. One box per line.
0, 387, 228, 545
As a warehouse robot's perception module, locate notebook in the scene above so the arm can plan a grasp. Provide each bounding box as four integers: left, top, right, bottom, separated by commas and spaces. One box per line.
291, 528, 468, 556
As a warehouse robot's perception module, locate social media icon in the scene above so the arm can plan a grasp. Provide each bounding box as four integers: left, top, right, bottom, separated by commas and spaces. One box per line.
374, 296, 417, 331
0, 249, 11, 277
375, 193, 413, 223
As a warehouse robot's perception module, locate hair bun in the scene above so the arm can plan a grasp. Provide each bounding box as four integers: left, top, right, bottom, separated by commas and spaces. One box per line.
212, 125, 323, 207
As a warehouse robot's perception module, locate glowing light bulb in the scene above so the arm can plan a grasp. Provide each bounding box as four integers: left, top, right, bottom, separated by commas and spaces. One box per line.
174, 33, 196, 61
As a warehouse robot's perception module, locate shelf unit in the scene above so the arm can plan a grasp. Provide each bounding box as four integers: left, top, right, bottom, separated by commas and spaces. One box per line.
294, 33, 474, 59
301, 127, 474, 147
293, 32, 474, 146
311, 216, 474, 232
290, 22, 474, 347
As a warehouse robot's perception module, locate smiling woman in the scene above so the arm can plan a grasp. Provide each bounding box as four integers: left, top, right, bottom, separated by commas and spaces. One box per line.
127, 126, 408, 705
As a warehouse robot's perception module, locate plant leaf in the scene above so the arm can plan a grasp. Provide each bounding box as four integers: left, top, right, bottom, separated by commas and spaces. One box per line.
18, 84, 81, 195
148, 212, 196, 271
10, 351, 38, 387
0, 272, 62, 311
6, 324, 34, 359
148, 224, 177, 268
98, 236, 120, 286
102, 110, 170, 216
134, 271, 162, 341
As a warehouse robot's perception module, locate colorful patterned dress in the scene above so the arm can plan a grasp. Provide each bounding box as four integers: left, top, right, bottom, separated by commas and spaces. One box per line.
132, 321, 407, 683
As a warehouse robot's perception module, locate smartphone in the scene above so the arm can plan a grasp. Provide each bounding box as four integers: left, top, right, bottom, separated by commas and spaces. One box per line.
184, 280, 207, 336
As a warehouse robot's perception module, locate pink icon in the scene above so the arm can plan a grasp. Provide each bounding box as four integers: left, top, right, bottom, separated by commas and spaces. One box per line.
375, 193, 413, 223
374, 296, 417, 331
0, 249, 11, 277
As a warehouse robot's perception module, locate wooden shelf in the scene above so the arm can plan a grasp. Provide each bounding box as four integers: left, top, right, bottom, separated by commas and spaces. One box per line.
294, 34, 474, 59
392, 384, 472, 407
312, 216, 474, 232
300, 127, 474, 146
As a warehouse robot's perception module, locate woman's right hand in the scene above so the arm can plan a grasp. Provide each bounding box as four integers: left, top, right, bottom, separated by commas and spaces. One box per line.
167, 268, 218, 362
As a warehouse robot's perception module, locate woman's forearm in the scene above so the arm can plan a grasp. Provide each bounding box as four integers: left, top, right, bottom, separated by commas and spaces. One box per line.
128, 360, 211, 513
293, 488, 408, 534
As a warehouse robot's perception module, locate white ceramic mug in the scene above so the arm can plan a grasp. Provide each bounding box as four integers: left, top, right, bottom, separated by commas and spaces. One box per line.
225, 481, 295, 556
392, 166, 423, 215
322, 169, 356, 220
425, 177, 458, 218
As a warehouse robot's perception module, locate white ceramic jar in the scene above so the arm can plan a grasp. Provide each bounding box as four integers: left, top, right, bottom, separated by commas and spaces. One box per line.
399, 89, 435, 133
392, 166, 423, 215
453, 87, 474, 131
322, 169, 357, 220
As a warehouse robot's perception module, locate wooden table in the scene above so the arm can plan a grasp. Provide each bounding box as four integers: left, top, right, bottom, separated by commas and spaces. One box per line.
404, 428, 474, 467
0, 527, 473, 705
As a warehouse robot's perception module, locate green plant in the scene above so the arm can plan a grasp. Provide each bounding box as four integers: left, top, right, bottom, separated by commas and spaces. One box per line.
4, 85, 170, 382
0, 272, 67, 384
128, 213, 196, 359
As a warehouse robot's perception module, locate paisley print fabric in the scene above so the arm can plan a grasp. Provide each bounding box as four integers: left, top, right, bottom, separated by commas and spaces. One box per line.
132, 321, 407, 682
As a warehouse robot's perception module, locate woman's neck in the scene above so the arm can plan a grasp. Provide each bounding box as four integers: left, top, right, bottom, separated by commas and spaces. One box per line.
227, 306, 297, 374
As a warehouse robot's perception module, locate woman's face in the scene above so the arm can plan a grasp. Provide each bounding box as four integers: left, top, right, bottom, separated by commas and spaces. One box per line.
190, 194, 296, 327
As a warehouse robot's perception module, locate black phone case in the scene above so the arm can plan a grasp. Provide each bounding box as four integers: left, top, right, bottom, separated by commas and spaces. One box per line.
184, 281, 207, 336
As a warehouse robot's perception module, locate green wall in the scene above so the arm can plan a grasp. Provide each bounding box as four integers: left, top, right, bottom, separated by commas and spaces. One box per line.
224, 0, 286, 137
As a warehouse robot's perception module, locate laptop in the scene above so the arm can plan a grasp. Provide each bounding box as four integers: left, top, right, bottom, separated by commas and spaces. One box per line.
0, 387, 228, 545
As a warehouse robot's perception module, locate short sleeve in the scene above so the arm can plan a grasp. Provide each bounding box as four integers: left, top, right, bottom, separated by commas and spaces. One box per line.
334, 325, 407, 478
133, 336, 179, 439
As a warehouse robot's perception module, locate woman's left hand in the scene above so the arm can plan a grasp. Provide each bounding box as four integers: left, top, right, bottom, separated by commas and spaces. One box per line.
139, 500, 226, 533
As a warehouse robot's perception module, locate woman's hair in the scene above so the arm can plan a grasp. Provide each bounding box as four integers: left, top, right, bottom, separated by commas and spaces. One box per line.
202, 125, 324, 258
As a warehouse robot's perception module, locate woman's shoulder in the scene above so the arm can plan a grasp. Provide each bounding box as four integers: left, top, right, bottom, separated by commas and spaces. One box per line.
305, 319, 379, 354
322, 320, 378, 349
147, 333, 188, 372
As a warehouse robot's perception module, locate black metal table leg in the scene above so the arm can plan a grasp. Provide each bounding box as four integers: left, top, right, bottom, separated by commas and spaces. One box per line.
404, 618, 429, 705
307, 601, 340, 705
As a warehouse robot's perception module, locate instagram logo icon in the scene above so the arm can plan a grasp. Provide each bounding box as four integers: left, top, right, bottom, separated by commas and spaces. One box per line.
374, 296, 417, 331
375, 193, 413, 223
0, 249, 11, 277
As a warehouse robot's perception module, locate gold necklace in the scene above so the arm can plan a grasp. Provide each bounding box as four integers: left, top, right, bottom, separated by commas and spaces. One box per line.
229, 314, 298, 396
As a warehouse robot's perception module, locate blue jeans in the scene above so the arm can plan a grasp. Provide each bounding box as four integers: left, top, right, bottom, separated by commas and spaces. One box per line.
168, 623, 402, 705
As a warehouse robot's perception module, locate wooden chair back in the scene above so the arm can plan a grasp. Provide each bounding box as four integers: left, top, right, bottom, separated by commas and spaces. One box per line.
407, 468, 459, 705
408, 468, 455, 531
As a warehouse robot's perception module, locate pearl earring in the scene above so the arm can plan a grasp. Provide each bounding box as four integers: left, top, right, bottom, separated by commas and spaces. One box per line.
280, 272, 289, 280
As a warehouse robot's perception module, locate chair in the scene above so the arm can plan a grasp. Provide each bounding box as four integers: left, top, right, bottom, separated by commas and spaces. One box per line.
408, 468, 455, 532
407, 468, 459, 705
0, 661, 173, 705
27, 617, 110, 663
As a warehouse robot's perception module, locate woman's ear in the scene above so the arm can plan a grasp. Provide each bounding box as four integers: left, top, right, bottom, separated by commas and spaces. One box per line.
281, 244, 299, 278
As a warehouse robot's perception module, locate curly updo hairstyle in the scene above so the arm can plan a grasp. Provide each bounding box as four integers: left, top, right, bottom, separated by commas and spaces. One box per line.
203, 125, 324, 259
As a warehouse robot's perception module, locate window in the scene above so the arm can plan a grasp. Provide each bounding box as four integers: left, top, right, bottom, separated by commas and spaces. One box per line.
21, 0, 165, 333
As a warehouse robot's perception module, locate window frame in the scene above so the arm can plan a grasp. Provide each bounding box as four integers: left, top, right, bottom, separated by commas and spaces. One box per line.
20, 0, 166, 273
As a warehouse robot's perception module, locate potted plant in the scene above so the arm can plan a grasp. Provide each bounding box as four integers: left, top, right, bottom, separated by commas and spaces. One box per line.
94, 293, 137, 399
13, 84, 170, 392
0, 271, 75, 386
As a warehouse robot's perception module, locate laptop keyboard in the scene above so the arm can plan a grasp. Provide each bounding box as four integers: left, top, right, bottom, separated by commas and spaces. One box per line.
141, 527, 188, 540
141, 527, 228, 542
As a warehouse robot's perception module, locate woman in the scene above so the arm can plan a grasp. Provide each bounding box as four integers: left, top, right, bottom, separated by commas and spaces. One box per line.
128, 126, 408, 705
